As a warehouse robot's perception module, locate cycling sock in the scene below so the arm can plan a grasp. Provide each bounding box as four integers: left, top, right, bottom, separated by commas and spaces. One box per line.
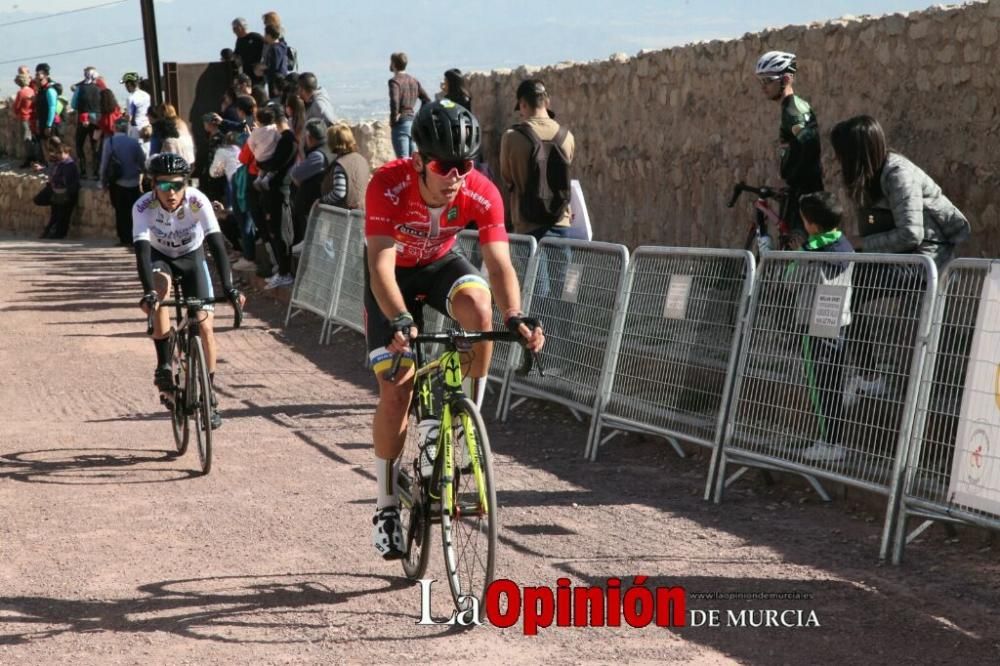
153, 337, 169, 367
375, 456, 400, 510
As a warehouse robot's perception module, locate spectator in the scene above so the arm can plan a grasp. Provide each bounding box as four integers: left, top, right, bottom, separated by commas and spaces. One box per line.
220, 87, 242, 126
232, 17, 264, 85
250, 84, 269, 108
71, 66, 102, 179
500, 79, 575, 240
442, 68, 472, 111
100, 116, 146, 246
298, 72, 336, 127
285, 93, 306, 154
255, 103, 297, 289
157, 103, 196, 166
12, 72, 36, 167
234, 73, 253, 98
830, 115, 970, 268
38, 138, 80, 239
288, 118, 333, 250
788, 191, 855, 463
262, 25, 289, 99
320, 122, 370, 210
32, 63, 59, 162
209, 130, 251, 267
96, 88, 123, 143
387, 52, 430, 158
122, 72, 151, 144
831, 114, 971, 407
199, 112, 227, 203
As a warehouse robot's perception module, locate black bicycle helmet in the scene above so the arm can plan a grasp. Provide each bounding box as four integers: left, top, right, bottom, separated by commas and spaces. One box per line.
411, 99, 481, 160
147, 152, 191, 177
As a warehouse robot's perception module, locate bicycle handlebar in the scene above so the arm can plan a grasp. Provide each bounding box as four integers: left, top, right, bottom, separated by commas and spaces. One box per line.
727, 182, 783, 208
145, 296, 244, 335
383, 328, 545, 382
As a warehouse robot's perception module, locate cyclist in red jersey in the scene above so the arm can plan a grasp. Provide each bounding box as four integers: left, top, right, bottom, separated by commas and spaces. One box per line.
365, 100, 544, 560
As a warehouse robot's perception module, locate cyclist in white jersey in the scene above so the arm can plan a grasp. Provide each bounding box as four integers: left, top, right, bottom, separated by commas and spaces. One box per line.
133, 153, 245, 429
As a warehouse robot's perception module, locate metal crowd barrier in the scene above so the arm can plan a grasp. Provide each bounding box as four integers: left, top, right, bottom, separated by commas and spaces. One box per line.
323, 208, 367, 339
894, 258, 1000, 563
285, 204, 344, 342
586, 248, 755, 465
709, 252, 936, 560
498, 237, 630, 455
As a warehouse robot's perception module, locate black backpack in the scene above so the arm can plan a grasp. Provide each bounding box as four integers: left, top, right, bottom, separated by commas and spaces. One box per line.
103, 136, 123, 186
512, 123, 571, 227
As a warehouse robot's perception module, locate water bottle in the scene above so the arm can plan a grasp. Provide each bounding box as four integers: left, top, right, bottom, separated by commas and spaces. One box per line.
417, 418, 440, 479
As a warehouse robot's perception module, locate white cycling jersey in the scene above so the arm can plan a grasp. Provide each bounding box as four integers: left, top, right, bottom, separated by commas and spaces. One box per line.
132, 186, 221, 258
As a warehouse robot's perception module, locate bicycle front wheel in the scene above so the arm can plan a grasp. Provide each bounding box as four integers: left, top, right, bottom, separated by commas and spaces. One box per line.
189, 335, 213, 475
399, 417, 431, 580
170, 330, 190, 455
440, 397, 498, 612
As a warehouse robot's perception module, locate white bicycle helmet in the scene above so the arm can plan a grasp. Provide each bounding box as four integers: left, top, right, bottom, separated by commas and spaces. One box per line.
755, 51, 797, 76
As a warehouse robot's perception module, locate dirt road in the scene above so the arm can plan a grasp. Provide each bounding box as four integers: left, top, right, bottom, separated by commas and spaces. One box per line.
0, 238, 997, 664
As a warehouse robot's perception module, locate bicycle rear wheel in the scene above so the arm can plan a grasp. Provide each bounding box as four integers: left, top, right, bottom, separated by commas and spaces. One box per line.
399, 416, 431, 580
170, 330, 190, 455
440, 397, 497, 612
189, 335, 213, 475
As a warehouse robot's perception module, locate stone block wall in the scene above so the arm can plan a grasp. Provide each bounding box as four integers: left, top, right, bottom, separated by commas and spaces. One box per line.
467, 0, 1000, 254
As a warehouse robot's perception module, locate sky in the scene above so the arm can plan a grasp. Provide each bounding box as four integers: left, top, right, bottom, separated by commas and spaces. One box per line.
0, 0, 952, 120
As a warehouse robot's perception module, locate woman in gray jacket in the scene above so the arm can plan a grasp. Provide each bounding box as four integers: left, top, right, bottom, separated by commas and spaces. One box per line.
830, 115, 970, 268
830, 115, 970, 409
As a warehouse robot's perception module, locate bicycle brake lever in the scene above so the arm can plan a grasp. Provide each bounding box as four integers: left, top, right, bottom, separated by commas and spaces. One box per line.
232, 299, 244, 329
727, 183, 746, 208
517, 349, 545, 377
146, 310, 154, 336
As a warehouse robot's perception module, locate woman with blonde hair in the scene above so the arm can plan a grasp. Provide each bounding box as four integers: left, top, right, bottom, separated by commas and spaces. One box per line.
155, 102, 196, 165
320, 123, 370, 210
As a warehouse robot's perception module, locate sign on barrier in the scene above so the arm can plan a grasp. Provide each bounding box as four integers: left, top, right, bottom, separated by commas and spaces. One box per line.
586, 248, 755, 464
896, 258, 1000, 563
285, 204, 350, 342
498, 237, 630, 456
710, 252, 936, 560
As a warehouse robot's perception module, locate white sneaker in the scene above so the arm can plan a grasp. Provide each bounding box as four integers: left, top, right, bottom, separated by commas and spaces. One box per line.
263, 273, 294, 290
842, 374, 887, 409
291, 241, 305, 256
801, 440, 845, 462
232, 258, 256, 272
372, 506, 405, 560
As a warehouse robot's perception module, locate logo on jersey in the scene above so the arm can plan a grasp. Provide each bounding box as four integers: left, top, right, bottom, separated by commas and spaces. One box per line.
384, 176, 411, 206
447, 207, 458, 221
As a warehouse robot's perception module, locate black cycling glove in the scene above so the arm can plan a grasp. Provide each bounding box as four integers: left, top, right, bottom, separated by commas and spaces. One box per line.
139, 291, 159, 309
390, 311, 416, 339
505, 313, 542, 342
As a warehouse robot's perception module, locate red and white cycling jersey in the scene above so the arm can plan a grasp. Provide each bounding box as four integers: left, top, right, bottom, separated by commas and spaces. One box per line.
364, 158, 508, 268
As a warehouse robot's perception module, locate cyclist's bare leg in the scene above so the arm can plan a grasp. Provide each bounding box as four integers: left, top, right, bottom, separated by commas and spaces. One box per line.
151, 272, 172, 339
373, 369, 415, 461
449, 289, 493, 379
197, 310, 217, 373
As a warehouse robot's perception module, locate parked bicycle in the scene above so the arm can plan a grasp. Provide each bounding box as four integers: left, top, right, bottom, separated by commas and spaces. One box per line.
387, 327, 541, 613
146, 288, 243, 475
727, 182, 796, 255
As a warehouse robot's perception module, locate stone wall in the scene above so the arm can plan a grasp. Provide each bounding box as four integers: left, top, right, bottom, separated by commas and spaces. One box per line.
467, 0, 1000, 254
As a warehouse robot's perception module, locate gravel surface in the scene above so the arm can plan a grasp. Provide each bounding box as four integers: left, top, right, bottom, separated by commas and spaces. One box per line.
0, 237, 997, 664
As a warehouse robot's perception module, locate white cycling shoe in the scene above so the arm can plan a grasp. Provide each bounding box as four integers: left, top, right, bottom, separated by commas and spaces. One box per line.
372, 506, 405, 560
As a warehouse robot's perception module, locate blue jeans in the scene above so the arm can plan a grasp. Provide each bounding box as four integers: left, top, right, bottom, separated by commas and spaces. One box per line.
391, 118, 414, 158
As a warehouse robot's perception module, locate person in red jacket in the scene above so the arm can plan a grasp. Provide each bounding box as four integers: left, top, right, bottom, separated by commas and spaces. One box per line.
12, 72, 36, 167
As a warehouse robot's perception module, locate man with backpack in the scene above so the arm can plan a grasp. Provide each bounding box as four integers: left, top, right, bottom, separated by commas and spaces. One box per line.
500, 78, 575, 241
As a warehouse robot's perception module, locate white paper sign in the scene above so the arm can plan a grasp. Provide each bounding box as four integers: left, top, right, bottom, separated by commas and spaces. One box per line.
950, 264, 1000, 515
562, 265, 583, 303
566, 180, 593, 241
808, 285, 849, 338
663, 275, 693, 320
